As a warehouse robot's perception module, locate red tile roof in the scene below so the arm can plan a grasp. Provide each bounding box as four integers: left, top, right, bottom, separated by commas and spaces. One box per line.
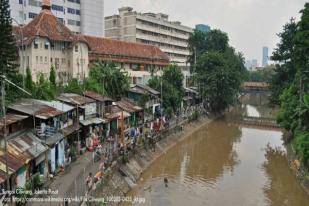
12, 4, 169, 66
84, 36, 170, 66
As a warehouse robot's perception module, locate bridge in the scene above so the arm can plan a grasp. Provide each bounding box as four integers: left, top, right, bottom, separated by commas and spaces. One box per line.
226, 115, 281, 129
242, 82, 270, 93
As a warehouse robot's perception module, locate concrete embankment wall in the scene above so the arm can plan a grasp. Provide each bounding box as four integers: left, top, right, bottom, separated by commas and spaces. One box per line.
85, 117, 212, 206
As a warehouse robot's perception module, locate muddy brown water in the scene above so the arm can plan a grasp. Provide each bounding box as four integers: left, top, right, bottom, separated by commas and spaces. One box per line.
122, 104, 309, 206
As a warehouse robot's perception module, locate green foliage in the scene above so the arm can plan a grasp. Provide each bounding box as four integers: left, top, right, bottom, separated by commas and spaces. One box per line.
63, 78, 83, 95
188, 28, 246, 113
148, 64, 184, 114
89, 62, 130, 99
247, 65, 276, 83
33, 74, 56, 100
138, 94, 150, 109
0, 0, 18, 77
270, 18, 298, 104
276, 85, 299, 131
49, 65, 56, 87
25, 67, 34, 92
273, 3, 309, 167
293, 130, 309, 167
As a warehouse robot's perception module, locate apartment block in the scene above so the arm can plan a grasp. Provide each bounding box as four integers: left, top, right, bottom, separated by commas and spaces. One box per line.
105, 7, 193, 68
9, 0, 104, 36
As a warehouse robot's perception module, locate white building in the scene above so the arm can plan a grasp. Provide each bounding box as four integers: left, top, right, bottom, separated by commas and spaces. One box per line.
12, 1, 169, 84
9, 0, 104, 36
105, 7, 193, 86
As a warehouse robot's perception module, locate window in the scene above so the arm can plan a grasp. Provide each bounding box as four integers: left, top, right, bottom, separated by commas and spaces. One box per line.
68, 60, 70, 67
29, 12, 38, 19
76, 10, 80, 15
61, 58, 66, 65
52, 5, 64, 12
75, 45, 78, 52
50, 58, 53, 63
45, 57, 47, 63
40, 56, 43, 63
19, 0, 23, 4
44, 42, 49, 49
34, 42, 38, 49
76, 21, 80, 26
36, 56, 38, 63
68, 19, 76, 25
67, 8, 75, 14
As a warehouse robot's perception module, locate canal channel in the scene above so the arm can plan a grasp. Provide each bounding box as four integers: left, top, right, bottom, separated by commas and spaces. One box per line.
123, 101, 309, 206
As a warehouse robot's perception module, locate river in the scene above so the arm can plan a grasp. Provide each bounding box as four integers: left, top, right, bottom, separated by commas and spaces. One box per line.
123, 103, 309, 206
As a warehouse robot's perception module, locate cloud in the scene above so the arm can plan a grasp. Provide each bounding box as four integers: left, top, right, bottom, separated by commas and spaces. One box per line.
105, 0, 307, 64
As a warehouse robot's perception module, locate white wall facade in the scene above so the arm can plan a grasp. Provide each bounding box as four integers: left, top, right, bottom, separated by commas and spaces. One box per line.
19, 37, 89, 82
9, 0, 104, 36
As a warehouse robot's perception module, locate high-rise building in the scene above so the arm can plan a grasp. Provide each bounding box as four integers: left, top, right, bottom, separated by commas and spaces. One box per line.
105, 7, 193, 86
9, 0, 105, 37
105, 7, 193, 66
195, 24, 210, 33
262, 46, 269, 67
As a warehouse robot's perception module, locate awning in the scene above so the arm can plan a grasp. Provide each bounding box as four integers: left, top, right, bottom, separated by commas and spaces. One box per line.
80, 117, 105, 126
62, 125, 80, 137
44, 133, 64, 146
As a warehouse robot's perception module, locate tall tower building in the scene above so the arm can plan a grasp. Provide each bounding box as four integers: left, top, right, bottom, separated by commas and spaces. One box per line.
262, 46, 269, 67
9, 0, 105, 37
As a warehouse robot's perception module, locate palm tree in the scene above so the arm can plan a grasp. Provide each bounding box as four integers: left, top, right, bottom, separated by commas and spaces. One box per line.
89, 62, 130, 99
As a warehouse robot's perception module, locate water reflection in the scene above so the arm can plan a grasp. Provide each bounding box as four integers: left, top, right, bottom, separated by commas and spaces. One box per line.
263, 146, 309, 206
124, 104, 309, 206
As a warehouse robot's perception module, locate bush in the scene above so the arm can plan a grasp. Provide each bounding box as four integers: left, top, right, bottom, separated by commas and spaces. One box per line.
293, 130, 309, 167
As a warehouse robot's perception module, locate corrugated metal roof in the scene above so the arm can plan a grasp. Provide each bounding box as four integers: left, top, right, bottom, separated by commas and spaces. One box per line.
0, 114, 29, 129
83, 91, 113, 103
8, 99, 64, 119
8, 132, 48, 164
57, 93, 95, 106
0, 150, 24, 176
117, 99, 142, 113
37, 100, 74, 112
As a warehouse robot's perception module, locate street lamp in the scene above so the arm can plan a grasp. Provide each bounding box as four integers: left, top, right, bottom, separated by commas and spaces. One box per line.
1, 75, 31, 201
11, 18, 25, 89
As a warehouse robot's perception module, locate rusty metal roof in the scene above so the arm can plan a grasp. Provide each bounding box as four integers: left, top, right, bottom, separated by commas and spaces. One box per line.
8, 132, 48, 164
117, 99, 142, 113
243, 82, 269, 88
57, 93, 95, 106
0, 150, 24, 178
83, 91, 113, 103
8, 99, 64, 120
0, 114, 29, 130
130, 84, 160, 96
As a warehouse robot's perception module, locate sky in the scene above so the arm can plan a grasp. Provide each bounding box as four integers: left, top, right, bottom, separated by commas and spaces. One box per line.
105, 0, 307, 65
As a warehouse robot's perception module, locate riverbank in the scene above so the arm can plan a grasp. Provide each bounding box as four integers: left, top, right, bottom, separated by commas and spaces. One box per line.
85, 115, 214, 206
285, 140, 309, 195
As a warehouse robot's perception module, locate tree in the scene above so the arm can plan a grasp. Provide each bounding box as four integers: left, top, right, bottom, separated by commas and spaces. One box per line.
89, 62, 130, 99
49, 66, 56, 87
188, 29, 229, 67
148, 65, 184, 114
270, 18, 298, 104
0, 0, 18, 77
189, 28, 246, 113
274, 3, 309, 167
196, 51, 244, 112
25, 67, 34, 92
33, 74, 55, 100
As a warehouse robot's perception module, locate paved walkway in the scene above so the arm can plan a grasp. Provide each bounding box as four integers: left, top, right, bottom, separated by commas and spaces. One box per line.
30, 151, 102, 206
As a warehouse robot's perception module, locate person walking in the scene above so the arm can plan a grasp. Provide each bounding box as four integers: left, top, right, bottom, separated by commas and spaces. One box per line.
85, 173, 93, 192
